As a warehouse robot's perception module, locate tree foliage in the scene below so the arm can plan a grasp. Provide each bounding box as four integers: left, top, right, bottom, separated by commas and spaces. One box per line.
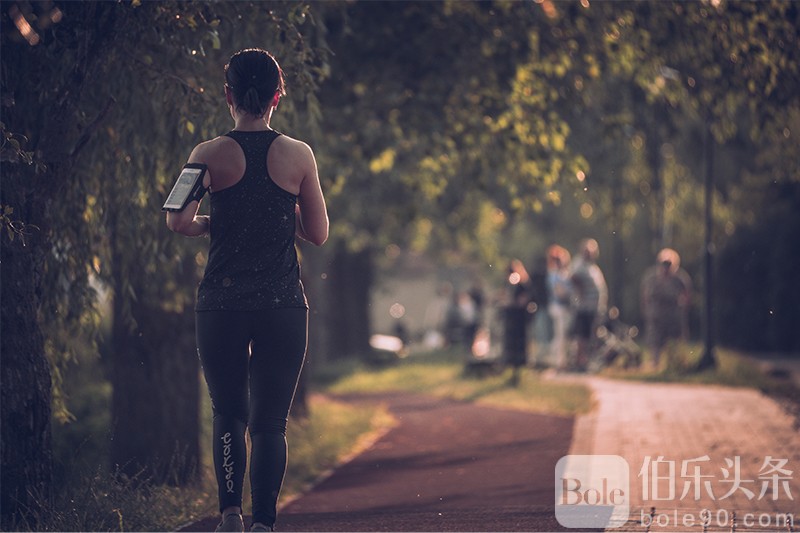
2, 0, 798, 525
481, 0, 800, 341
1, 0, 328, 522
311, 0, 798, 352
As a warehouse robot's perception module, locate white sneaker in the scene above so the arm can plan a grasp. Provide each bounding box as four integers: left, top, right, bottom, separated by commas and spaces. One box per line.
215, 513, 244, 532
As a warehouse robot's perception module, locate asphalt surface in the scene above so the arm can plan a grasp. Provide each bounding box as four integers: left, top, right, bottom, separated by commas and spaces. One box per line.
181, 392, 575, 532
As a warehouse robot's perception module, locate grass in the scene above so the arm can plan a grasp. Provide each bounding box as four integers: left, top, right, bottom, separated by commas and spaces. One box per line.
322, 350, 594, 417
284, 394, 396, 496
601, 341, 789, 389
25, 362, 392, 533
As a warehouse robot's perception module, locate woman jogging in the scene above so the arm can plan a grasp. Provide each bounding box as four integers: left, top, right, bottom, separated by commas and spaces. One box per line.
166, 48, 328, 532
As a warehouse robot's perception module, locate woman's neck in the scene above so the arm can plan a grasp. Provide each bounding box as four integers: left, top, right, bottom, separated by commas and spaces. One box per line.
232, 110, 273, 131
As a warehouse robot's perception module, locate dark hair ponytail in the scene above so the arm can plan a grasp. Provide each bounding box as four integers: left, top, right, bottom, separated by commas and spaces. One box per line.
241, 86, 263, 117
224, 49, 285, 117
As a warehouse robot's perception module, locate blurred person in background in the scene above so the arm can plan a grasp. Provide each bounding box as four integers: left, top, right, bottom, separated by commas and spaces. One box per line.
569, 239, 607, 371
422, 282, 453, 349
546, 244, 572, 371
528, 255, 551, 368
640, 248, 692, 368
503, 259, 532, 384
466, 277, 486, 348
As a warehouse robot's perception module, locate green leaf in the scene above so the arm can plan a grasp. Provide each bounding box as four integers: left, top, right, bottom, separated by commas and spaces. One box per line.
208, 30, 221, 50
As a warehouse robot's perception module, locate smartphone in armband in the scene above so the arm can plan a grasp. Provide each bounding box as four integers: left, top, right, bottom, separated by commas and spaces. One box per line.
162, 163, 208, 212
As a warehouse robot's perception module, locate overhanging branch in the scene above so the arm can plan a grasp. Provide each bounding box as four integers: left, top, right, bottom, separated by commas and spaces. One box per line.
69, 96, 116, 159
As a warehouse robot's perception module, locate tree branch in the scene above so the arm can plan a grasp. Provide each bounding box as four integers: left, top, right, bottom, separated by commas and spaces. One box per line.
69, 96, 116, 159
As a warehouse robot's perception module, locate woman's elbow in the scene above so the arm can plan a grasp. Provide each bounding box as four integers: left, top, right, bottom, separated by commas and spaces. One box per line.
308, 228, 328, 246
166, 213, 178, 233
166, 213, 187, 234
307, 219, 329, 246
300, 213, 328, 246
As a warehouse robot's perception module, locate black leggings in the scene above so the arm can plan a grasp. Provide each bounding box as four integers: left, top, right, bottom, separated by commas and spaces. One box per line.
196, 308, 307, 527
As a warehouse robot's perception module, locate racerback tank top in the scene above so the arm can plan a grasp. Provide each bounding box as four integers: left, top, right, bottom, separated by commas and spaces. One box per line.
196, 129, 307, 311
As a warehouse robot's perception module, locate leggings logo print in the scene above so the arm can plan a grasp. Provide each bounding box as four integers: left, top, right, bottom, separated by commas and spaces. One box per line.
221, 432, 235, 494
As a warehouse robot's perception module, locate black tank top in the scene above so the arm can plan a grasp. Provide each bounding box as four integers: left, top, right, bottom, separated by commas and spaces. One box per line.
196, 129, 307, 311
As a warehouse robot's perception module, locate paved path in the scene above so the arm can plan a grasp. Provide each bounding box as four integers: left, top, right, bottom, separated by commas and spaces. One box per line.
561, 376, 800, 530
182, 393, 575, 532
181, 379, 799, 532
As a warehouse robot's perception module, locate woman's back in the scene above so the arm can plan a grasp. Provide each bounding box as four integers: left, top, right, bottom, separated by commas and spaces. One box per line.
196, 129, 306, 311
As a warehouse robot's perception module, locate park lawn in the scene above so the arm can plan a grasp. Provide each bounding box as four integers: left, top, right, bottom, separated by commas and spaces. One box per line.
601, 342, 786, 389
322, 351, 594, 417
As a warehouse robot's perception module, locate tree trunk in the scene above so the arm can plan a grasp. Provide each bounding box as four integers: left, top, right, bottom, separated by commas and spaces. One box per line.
300, 243, 332, 362
0, 184, 53, 526
292, 244, 330, 418
646, 106, 665, 256
0, 7, 121, 520
698, 122, 717, 370
325, 243, 374, 360
609, 167, 625, 313
633, 86, 664, 259
109, 297, 201, 484
107, 227, 200, 484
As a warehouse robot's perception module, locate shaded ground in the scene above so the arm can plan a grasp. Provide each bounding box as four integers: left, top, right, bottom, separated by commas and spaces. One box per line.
181, 392, 575, 532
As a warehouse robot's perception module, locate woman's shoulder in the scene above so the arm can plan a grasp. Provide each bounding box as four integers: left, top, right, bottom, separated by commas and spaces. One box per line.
189, 135, 238, 162
269, 134, 317, 179
272, 133, 313, 157
197, 134, 238, 151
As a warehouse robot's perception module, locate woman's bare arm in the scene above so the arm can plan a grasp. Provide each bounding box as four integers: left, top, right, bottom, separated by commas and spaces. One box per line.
294, 141, 328, 246
165, 146, 213, 237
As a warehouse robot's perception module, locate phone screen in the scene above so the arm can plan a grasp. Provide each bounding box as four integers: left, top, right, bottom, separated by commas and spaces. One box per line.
163, 167, 203, 211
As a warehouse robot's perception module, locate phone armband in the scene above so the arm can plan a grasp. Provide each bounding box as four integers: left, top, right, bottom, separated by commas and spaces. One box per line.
162, 163, 208, 212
